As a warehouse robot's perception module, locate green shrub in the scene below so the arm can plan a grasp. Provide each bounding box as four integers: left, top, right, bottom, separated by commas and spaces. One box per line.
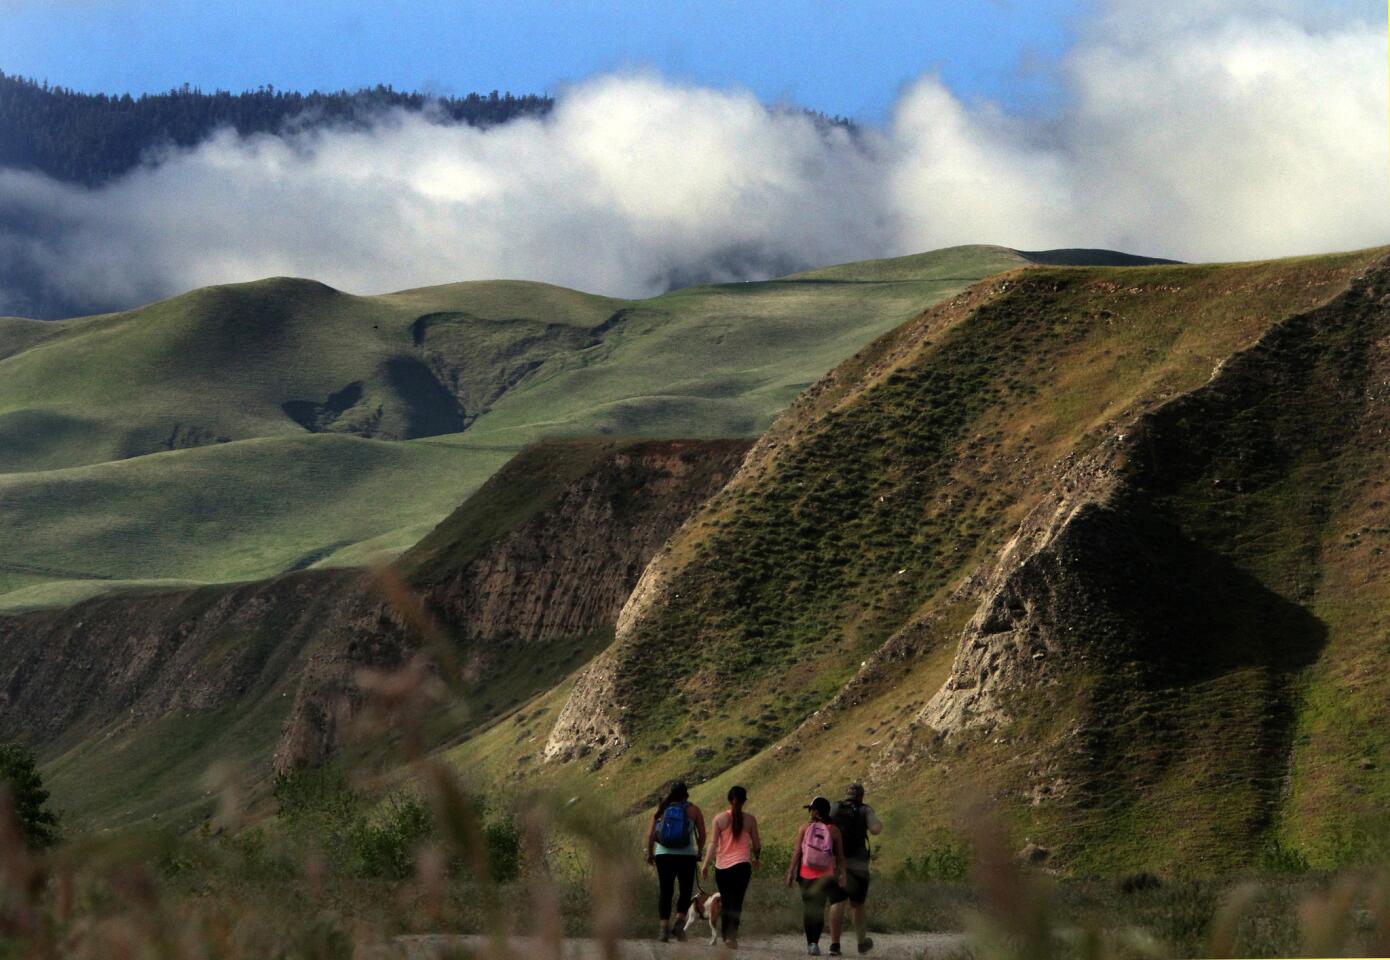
897, 840, 970, 882
1257, 837, 1310, 875
485, 814, 523, 883
348, 793, 433, 880
272, 764, 358, 826
759, 838, 793, 876
272, 767, 525, 883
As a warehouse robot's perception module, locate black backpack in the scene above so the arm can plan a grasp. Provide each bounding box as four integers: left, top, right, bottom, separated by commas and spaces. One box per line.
833, 800, 868, 856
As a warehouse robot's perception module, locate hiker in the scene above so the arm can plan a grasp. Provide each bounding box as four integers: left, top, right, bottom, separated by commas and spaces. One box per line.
645, 781, 706, 943
701, 784, 761, 948
829, 782, 882, 955
786, 796, 847, 957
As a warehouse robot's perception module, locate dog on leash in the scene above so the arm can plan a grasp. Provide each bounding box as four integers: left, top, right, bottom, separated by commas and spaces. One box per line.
683, 879, 722, 945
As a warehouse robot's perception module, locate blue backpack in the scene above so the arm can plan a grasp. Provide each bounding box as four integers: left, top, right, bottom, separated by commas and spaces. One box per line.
656, 803, 691, 847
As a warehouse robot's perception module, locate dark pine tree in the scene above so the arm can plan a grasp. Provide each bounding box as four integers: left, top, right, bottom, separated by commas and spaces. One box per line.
0, 71, 554, 185
0, 743, 59, 849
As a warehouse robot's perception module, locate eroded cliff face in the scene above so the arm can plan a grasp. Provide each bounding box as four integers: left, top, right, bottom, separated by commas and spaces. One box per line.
0, 439, 749, 820
0, 569, 363, 747
278, 439, 751, 771
433, 443, 750, 645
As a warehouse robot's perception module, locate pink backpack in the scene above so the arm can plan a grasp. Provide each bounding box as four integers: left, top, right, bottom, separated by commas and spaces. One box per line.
802, 821, 834, 871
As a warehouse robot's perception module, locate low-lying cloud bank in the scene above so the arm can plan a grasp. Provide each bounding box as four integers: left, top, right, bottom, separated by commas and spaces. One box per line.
2, 0, 1386, 317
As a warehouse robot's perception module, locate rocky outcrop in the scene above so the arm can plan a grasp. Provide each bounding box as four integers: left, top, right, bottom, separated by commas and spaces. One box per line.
543, 663, 628, 761
920, 439, 1126, 734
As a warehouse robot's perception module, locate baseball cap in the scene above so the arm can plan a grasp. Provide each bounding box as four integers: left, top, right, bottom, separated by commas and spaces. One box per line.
804, 796, 831, 817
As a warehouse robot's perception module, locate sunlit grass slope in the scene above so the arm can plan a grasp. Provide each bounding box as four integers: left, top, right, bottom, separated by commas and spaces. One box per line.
451, 247, 1390, 874
0, 278, 618, 472
0, 245, 1048, 608
0, 435, 517, 608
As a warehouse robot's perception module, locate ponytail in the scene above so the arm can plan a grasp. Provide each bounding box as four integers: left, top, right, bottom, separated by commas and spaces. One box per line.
728, 785, 747, 837
655, 781, 689, 820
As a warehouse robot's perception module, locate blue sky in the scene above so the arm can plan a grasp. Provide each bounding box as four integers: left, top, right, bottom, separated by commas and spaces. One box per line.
0, 0, 1081, 120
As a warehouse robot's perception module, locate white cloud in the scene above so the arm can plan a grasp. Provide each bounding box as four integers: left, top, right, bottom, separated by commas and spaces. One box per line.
1, 0, 1385, 317
1056, 0, 1389, 259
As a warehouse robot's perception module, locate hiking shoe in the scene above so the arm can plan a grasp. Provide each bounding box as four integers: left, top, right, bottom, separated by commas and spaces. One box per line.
857, 937, 874, 954
671, 924, 686, 942
807, 945, 821, 956
658, 928, 670, 943
829, 944, 842, 956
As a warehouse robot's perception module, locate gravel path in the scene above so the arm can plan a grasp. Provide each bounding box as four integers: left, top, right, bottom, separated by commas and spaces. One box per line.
391, 932, 970, 959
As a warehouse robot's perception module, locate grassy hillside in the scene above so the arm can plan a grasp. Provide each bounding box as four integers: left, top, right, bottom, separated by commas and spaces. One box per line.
0, 316, 56, 359
0, 278, 617, 471
481, 246, 1390, 874
11, 244, 1390, 877
0, 245, 1058, 609
0, 436, 518, 610
1, 438, 745, 833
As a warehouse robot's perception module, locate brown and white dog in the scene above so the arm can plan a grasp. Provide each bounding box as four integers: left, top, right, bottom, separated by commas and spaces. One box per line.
683, 878, 722, 945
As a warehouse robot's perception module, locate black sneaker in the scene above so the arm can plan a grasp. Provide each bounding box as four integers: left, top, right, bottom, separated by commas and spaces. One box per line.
857, 937, 874, 954
659, 929, 670, 943
671, 923, 687, 942
829, 943, 842, 956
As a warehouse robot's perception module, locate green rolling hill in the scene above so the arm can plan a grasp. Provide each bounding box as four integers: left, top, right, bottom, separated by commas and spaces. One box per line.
0, 244, 1077, 610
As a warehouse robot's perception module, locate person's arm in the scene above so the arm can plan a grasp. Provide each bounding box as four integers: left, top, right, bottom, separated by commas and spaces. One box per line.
645, 815, 657, 866
692, 804, 708, 859
864, 804, 883, 836
786, 824, 806, 887
832, 825, 847, 887
701, 812, 721, 877
749, 814, 762, 869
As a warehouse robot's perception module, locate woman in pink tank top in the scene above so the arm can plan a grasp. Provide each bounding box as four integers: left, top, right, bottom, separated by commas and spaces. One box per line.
700, 785, 760, 948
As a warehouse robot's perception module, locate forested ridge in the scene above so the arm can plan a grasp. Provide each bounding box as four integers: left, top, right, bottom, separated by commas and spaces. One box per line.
0, 71, 553, 185
0, 70, 859, 188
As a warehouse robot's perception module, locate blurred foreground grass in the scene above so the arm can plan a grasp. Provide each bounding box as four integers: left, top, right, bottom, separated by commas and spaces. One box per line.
6, 806, 1390, 959
4, 573, 1390, 959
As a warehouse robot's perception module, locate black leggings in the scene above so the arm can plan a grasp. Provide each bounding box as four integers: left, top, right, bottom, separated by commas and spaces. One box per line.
798, 876, 845, 943
654, 854, 697, 920
715, 861, 752, 941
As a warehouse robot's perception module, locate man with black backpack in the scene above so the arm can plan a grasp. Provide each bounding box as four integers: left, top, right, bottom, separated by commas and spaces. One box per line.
829, 782, 882, 955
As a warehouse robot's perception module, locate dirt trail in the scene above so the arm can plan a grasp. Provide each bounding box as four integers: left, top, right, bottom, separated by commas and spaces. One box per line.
391, 932, 969, 959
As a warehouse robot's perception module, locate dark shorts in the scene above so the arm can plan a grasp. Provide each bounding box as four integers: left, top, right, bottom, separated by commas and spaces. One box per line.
844, 861, 871, 905
799, 874, 849, 905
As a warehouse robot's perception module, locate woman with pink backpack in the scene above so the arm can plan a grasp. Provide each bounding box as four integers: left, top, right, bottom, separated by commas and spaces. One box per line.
785, 796, 849, 956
